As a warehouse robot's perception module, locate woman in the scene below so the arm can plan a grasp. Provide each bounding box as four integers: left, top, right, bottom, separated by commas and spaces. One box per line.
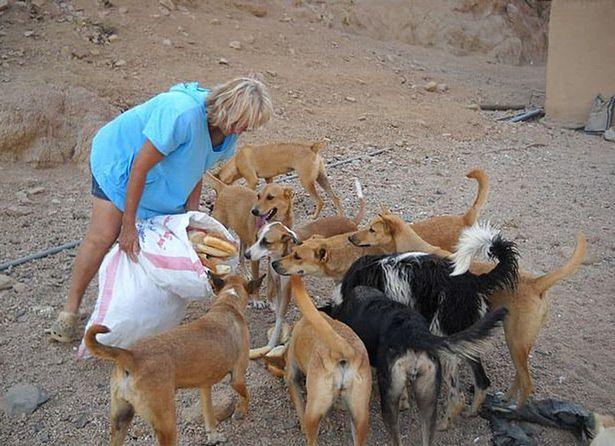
49, 77, 273, 342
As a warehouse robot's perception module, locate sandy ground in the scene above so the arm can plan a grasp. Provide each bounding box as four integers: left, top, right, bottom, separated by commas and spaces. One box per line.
1, 1, 614, 445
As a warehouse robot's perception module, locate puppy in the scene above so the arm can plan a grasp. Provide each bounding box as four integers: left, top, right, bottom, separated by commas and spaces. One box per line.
85, 274, 264, 446
409, 168, 489, 252
322, 285, 507, 446
348, 209, 586, 406
215, 141, 343, 219
285, 276, 372, 446
245, 179, 365, 356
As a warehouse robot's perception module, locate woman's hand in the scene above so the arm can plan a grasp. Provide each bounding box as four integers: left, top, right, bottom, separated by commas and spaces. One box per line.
118, 221, 140, 262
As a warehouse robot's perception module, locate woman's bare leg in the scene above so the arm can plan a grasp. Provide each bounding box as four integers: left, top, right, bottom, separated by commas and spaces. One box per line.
64, 197, 123, 313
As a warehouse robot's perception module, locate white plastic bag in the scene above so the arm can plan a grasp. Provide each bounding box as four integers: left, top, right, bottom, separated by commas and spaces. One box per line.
77, 211, 238, 358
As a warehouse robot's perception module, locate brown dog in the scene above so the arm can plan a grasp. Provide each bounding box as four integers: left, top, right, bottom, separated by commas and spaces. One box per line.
215, 141, 344, 219
85, 274, 264, 446
285, 276, 372, 446
245, 180, 366, 357
348, 210, 586, 407
206, 173, 294, 285
271, 231, 388, 282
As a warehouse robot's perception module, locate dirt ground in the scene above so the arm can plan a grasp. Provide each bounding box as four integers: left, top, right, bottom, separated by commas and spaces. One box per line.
1, 1, 613, 445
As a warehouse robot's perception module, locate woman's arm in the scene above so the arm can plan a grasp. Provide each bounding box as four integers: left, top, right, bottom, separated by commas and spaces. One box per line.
185, 179, 203, 211
118, 139, 164, 261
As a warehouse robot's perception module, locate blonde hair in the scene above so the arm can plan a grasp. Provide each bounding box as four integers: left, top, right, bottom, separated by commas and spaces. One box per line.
206, 76, 273, 133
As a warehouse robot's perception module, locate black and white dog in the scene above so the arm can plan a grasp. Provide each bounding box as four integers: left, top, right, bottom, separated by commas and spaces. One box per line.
327, 222, 519, 430
322, 286, 507, 446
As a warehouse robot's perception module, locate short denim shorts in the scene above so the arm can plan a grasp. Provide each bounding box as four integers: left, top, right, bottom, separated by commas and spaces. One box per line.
91, 175, 110, 201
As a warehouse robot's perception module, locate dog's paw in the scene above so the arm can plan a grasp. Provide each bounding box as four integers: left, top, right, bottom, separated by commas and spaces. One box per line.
250, 300, 268, 310
204, 431, 227, 445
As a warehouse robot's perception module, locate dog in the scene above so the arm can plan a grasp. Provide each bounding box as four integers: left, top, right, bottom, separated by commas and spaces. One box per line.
245, 179, 365, 356
85, 273, 264, 446
410, 168, 489, 252
206, 173, 294, 286
338, 222, 519, 427
269, 168, 489, 281
276, 276, 372, 446
215, 141, 344, 219
271, 231, 388, 282
348, 209, 586, 406
321, 284, 507, 446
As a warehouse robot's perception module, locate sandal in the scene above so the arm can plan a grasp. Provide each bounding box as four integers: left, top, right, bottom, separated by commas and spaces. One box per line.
47, 311, 78, 343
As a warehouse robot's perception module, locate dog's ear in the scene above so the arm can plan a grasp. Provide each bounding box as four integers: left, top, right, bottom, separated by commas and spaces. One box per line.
211, 275, 226, 292
282, 229, 300, 244
317, 245, 329, 263
247, 274, 266, 294
378, 203, 391, 214
283, 186, 294, 199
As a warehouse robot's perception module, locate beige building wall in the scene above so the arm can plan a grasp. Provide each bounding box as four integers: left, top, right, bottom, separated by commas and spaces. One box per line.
545, 0, 615, 128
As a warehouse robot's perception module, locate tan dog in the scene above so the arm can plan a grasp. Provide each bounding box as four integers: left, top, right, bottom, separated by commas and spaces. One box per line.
85, 274, 264, 446
251, 182, 296, 229
271, 231, 388, 282
285, 276, 371, 446
206, 173, 294, 285
245, 180, 366, 356
410, 168, 489, 252
348, 210, 586, 407
215, 141, 344, 219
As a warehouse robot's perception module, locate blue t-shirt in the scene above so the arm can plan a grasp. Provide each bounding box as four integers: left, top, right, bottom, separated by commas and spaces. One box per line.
90, 82, 237, 219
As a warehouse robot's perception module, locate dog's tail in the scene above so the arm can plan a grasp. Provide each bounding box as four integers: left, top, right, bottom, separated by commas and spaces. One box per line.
310, 141, 327, 153
85, 325, 135, 371
450, 222, 519, 294
462, 169, 489, 226
204, 172, 226, 195
532, 232, 586, 294
352, 177, 366, 225
434, 307, 507, 361
290, 276, 355, 359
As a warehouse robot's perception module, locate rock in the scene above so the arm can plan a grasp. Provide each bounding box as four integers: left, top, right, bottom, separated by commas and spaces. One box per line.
218, 58, 229, 65
424, 81, 437, 92
358, 115, 367, 121
581, 253, 601, 266
27, 186, 45, 195
345, 96, 356, 103
0, 0, 9, 12
162, 38, 172, 46
159, 0, 175, 11
436, 83, 448, 92
118, 6, 128, 14
108, 34, 118, 42
74, 413, 89, 429
12, 282, 27, 293
466, 103, 480, 110
114, 59, 126, 67
16, 191, 31, 204
232, 2, 267, 18
33, 305, 54, 316
4, 206, 32, 217
229, 40, 242, 50
24, 31, 35, 37
2, 383, 49, 416
266, 70, 277, 77
0, 274, 13, 291
604, 127, 615, 142
209, 18, 221, 25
